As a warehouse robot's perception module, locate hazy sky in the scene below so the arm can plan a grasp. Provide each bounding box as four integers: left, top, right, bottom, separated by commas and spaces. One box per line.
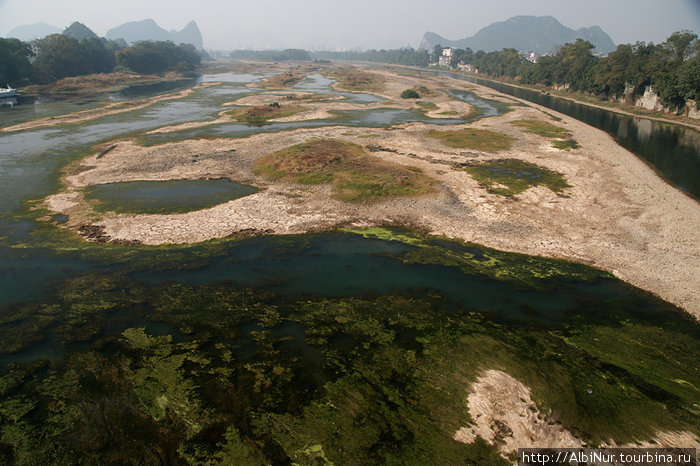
1, 0, 698, 50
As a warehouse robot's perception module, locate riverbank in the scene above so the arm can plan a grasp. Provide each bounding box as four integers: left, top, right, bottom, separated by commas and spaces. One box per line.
453, 70, 700, 131
20, 71, 195, 97
1, 81, 219, 133
42, 64, 700, 317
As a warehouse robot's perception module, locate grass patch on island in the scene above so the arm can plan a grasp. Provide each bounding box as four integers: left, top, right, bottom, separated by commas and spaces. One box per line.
511, 119, 571, 138
426, 128, 514, 152
417, 102, 439, 112
260, 72, 306, 88
228, 103, 308, 125
462, 158, 570, 196
511, 119, 580, 151
552, 139, 580, 150
254, 139, 435, 202
323, 67, 385, 93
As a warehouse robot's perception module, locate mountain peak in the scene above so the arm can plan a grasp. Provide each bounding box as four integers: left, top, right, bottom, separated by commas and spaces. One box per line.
62, 21, 99, 41
106, 19, 203, 49
420, 15, 615, 55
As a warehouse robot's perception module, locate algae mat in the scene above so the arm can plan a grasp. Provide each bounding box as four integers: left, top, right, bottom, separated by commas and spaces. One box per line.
0, 229, 697, 464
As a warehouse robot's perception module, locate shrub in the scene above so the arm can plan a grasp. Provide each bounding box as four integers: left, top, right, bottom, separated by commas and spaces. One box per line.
401, 89, 420, 99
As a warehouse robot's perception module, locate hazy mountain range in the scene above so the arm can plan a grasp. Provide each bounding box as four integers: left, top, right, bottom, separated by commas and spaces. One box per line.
7, 15, 614, 55
106, 19, 203, 50
6, 22, 61, 41
420, 15, 616, 55
6, 19, 203, 50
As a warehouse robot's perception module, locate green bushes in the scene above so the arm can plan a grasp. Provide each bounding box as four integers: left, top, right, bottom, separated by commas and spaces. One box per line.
115, 41, 200, 75
400, 89, 420, 99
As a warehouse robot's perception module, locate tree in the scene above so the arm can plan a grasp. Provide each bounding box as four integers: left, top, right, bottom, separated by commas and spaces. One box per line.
33, 34, 84, 82
663, 31, 698, 63
0, 38, 34, 86
676, 57, 700, 101
594, 44, 633, 97
116, 41, 200, 74
33, 34, 115, 82
432, 44, 443, 63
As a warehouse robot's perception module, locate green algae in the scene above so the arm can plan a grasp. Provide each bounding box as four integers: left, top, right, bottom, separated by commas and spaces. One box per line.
0, 232, 698, 463
344, 227, 606, 288
254, 139, 437, 202
426, 128, 515, 152
552, 139, 580, 150
461, 158, 571, 196
511, 119, 580, 151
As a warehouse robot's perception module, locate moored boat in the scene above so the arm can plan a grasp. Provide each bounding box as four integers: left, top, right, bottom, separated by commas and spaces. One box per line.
0, 86, 16, 98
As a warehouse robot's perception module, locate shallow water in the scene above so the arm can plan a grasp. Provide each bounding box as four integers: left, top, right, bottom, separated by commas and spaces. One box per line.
293, 73, 387, 103
84, 179, 258, 214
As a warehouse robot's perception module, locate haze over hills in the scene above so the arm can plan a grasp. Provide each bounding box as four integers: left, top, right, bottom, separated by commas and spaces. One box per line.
106, 19, 203, 50
62, 22, 99, 41
420, 15, 616, 55
6, 22, 61, 41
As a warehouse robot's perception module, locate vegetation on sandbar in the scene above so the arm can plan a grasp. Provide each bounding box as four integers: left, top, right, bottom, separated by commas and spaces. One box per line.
323, 67, 385, 92
400, 89, 420, 99
552, 139, 581, 150
511, 119, 580, 151
254, 139, 435, 201
228, 102, 308, 124
417, 101, 439, 112
426, 128, 515, 152
511, 119, 571, 138
260, 72, 307, 88
461, 158, 571, 196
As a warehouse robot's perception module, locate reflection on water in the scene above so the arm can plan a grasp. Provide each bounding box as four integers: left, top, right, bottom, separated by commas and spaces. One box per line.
294, 73, 386, 103
84, 178, 258, 214
457, 74, 700, 199
118, 77, 201, 97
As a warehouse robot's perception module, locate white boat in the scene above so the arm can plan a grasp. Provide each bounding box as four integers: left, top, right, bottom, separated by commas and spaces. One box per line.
0, 86, 16, 98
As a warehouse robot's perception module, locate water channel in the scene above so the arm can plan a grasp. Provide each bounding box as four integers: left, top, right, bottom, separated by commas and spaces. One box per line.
451, 73, 700, 200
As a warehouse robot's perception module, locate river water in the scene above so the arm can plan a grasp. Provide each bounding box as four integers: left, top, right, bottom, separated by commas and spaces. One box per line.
0, 69, 696, 463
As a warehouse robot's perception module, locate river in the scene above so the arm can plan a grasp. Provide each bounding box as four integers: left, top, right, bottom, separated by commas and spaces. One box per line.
451, 74, 700, 200
0, 68, 697, 464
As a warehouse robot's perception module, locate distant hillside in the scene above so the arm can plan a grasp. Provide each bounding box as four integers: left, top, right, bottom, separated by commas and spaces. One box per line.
62, 22, 99, 41
106, 19, 203, 50
420, 16, 616, 55
6, 22, 61, 41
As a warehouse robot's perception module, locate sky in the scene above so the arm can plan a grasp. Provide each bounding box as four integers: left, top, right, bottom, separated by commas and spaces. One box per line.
0, 0, 699, 50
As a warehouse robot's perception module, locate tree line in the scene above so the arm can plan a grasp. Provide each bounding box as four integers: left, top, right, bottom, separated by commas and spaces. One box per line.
304, 31, 699, 110
0, 35, 201, 86
435, 31, 700, 109
312, 49, 429, 67
228, 49, 311, 62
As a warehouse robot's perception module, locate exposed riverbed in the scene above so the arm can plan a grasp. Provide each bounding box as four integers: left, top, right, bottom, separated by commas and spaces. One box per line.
0, 62, 697, 464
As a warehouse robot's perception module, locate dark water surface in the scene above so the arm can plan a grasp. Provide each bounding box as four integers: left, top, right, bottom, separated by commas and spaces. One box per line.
84, 179, 258, 214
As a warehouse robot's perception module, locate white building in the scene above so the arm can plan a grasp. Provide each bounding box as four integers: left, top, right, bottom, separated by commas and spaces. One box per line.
438, 48, 453, 67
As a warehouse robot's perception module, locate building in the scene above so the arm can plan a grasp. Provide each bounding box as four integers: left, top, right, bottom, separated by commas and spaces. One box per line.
524, 51, 539, 63
438, 48, 453, 67
457, 63, 477, 73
